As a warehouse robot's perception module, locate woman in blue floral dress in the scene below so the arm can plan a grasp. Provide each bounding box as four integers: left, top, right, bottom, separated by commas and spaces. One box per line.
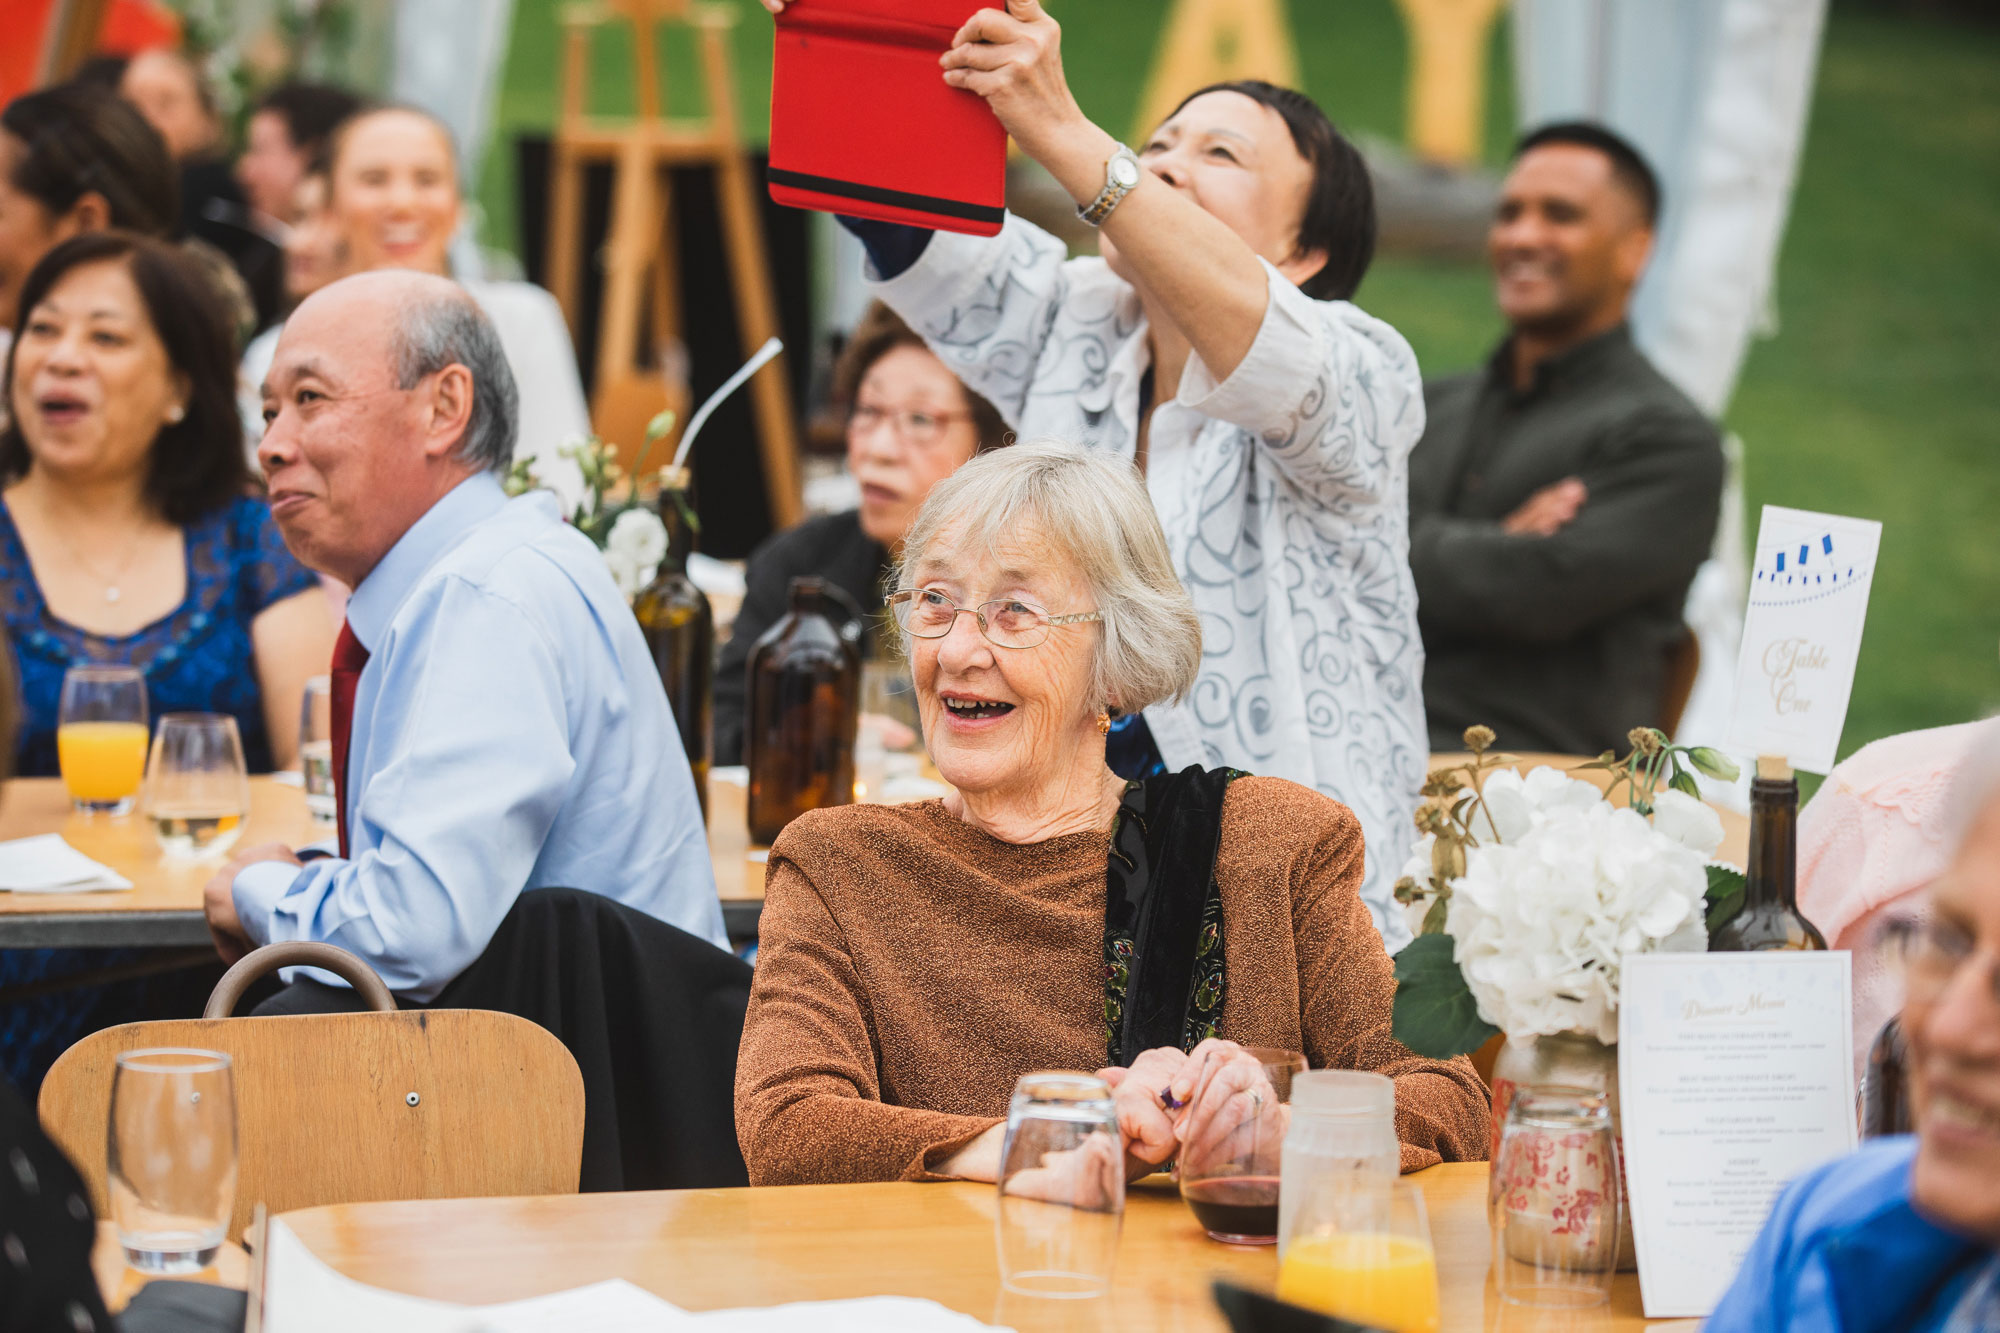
1, 233, 333, 1091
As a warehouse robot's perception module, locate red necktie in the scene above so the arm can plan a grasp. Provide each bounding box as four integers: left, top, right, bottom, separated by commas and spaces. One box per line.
330, 620, 370, 858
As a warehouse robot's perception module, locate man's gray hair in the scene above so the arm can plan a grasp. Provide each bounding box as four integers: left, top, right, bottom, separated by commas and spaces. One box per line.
893, 440, 1202, 715
389, 286, 518, 474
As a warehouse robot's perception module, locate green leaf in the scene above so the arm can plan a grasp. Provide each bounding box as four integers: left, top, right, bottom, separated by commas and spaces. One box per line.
1670, 767, 1703, 799
1687, 747, 1743, 782
1705, 864, 1747, 933
1392, 934, 1498, 1059
1421, 895, 1450, 935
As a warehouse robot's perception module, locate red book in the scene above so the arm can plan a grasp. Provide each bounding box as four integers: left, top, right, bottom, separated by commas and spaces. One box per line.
768, 0, 1007, 237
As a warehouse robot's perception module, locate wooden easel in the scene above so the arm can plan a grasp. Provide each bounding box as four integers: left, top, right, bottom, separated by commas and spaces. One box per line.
1393, 0, 1510, 167
1131, 0, 1300, 143
545, 0, 802, 529
35, 0, 112, 86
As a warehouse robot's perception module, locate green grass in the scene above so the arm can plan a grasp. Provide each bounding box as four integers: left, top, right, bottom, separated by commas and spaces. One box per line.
1721, 8, 2000, 754
483, 0, 2000, 760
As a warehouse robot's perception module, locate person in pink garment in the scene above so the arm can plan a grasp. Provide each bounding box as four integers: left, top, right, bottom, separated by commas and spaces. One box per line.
1799, 719, 1990, 1086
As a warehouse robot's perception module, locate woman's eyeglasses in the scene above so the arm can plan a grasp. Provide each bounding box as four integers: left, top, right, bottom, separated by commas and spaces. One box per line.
886, 589, 1102, 650
849, 404, 969, 449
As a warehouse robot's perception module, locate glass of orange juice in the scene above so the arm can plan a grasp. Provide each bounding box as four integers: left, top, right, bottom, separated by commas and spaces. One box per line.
58, 665, 149, 815
1277, 1181, 1440, 1333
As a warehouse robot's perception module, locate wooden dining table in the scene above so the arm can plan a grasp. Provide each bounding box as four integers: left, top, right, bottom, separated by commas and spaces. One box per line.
247, 1165, 1696, 1331
0, 753, 1748, 952
0, 773, 774, 949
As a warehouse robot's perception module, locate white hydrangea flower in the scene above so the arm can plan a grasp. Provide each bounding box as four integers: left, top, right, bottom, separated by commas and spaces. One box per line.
1435, 789, 1710, 1045
1650, 787, 1726, 857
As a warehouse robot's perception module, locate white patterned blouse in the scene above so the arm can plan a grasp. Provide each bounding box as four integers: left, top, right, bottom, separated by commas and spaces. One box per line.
869, 213, 1428, 948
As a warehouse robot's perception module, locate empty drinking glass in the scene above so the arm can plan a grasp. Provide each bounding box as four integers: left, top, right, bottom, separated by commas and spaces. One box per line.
108, 1049, 237, 1273
1278, 1069, 1400, 1260
854, 660, 923, 803
996, 1072, 1124, 1299
57, 664, 148, 815
298, 675, 335, 823
1178, 1046, 1306, 1244
1489, 1084, 1620, 1309
145, 714, 251, 859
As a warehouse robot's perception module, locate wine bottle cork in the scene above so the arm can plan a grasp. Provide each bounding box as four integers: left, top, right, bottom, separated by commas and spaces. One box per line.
1756, 754, 1794, 781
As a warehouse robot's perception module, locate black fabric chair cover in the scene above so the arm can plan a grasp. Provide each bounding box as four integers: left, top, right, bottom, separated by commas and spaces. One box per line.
432, 887, 753, 1192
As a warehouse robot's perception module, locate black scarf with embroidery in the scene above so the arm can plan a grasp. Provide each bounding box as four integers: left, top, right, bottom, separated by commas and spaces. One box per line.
1101, 764, 1243, 1067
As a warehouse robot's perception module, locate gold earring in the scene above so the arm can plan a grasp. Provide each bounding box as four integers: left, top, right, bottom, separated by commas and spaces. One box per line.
1096, 712, 1112, 736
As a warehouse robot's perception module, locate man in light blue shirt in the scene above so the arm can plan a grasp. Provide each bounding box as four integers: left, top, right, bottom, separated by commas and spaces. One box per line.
203, 269, 725, 1004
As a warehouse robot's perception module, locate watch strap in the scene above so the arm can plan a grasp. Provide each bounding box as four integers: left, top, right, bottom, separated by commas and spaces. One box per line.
1078, 145, 1140, 227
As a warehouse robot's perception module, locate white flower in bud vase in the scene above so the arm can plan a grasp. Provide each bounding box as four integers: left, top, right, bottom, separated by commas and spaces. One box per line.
603, 507, 668, 598
527, 437, 594, 520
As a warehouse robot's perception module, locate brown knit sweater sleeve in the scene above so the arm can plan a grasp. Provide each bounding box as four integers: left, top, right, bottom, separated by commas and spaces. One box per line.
1248, 779, 1492, 1171
734, 845, 999, 1185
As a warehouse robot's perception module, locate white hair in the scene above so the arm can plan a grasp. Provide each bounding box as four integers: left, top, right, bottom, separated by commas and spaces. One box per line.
892, 440, 1201, 714
389, 281, 517, 474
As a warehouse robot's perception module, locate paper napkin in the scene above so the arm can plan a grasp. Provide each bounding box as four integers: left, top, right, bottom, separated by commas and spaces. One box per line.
0, 833, 132, 892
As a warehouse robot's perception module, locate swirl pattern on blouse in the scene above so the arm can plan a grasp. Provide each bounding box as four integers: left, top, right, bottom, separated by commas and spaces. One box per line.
869, 214, 1428, 948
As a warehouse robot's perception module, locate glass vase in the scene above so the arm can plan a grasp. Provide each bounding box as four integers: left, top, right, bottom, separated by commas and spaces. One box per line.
1488, 1031, 1635, 1271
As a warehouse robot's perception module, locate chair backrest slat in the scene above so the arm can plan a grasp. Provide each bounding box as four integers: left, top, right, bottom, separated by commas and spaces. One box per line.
39, 1009, 585, 1240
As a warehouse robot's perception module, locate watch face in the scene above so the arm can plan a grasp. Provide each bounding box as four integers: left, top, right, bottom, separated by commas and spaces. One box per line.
1111, 157, 1141, 188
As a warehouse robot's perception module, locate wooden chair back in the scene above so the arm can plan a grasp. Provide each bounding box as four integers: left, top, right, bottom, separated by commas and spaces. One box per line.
39, 1009, 585, 1241
1658, 627, 1702, 739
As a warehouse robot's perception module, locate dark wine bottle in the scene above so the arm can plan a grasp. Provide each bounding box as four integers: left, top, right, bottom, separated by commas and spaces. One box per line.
1859, 1016, 1912, 1138
745, 576, 860, 845
1709, 756, 1828, 951
632, 470, 713, 821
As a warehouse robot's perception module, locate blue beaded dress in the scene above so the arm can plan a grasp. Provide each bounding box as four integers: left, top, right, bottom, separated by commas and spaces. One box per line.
0, 494, 318, 1091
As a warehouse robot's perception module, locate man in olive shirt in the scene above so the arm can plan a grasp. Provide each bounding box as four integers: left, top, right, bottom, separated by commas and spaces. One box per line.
1409, 122, 1724, 755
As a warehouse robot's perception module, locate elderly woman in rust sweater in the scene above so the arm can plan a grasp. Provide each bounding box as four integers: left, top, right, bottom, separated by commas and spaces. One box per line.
735, 442, 1488, 1186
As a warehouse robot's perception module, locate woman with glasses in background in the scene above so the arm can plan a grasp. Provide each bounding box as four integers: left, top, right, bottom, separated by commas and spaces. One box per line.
712, 302, 1006, 765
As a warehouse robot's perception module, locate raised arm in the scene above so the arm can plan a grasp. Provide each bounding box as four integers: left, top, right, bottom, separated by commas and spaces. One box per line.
936, 0, 1289, 384
736, 855, 1002, 1184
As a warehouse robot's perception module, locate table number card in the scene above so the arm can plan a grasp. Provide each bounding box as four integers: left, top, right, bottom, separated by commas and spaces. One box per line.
1726, 506, 1882, 772
1618, 951, 1856, 1319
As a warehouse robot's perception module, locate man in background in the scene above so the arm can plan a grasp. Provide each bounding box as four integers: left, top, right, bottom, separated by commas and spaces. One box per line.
1408, 122, 1723, 755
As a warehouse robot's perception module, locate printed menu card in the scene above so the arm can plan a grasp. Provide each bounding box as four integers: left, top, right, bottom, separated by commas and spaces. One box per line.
1618, 951, 1857, 1319
1726, 505, 1882, 772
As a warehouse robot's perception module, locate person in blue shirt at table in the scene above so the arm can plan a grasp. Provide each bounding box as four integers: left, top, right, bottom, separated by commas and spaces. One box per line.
1706, 723, 2000, 1332
200, 268, 726, 1011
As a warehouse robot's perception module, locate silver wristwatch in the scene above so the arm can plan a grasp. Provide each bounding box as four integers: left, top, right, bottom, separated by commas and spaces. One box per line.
1077, 144, 1142, 227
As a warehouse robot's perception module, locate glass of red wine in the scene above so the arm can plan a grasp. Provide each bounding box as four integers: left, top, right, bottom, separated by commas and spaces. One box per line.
1177, 1046, 1307, 1245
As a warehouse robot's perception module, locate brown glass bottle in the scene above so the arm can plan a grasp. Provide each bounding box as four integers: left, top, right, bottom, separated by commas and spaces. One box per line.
632, 473, 713, 820
1709, 757, 1828, 951
745, 576, 860, 844
1859, 1016, 1911, 1138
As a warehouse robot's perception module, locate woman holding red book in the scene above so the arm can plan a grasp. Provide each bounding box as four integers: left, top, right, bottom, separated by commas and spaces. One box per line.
765, 0, 1426, 949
